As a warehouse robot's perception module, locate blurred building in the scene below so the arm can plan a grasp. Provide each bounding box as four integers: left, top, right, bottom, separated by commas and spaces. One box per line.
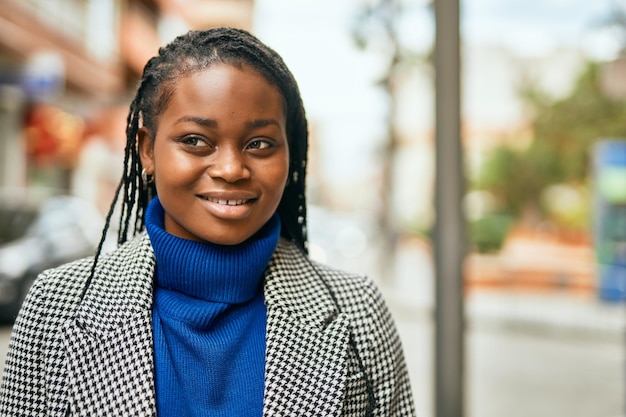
0, 0, 254, 191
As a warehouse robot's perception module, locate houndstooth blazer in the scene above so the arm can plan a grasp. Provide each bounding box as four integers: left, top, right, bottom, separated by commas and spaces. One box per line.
0, 234, 415, 416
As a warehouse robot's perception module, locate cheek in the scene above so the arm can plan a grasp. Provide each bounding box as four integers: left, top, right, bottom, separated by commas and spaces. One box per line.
266, 168, 288, 192
260, 163, 289, 205
153, 146, 200, 179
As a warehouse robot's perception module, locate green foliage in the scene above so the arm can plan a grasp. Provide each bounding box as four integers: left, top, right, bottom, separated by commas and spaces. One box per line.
476, 61, 626, 225
475, 144, 541, 217
528, 62, 626, 183
469, 213, 515, 253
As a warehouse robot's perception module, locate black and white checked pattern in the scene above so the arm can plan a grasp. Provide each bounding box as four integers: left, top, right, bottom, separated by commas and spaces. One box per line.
264, 241, 416, 416
0, 235, 415, 416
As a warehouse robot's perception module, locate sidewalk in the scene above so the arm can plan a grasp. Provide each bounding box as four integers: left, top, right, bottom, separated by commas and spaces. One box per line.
382, 235, 626, 342
466, 292, 625, 341
386, 288, 626, 342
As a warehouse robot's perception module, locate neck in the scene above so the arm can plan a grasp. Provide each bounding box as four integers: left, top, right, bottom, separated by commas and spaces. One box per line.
145, 196, 281, 303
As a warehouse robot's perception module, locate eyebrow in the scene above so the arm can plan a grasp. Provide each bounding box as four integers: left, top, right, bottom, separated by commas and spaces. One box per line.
245, 119, 281, 129
175, 116, 281, 129
175, 116, 217, 128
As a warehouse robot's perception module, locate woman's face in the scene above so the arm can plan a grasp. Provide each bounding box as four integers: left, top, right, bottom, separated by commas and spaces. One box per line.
139, 64, 289, 245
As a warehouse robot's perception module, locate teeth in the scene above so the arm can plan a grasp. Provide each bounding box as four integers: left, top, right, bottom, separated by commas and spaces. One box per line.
206, 197, 246, 206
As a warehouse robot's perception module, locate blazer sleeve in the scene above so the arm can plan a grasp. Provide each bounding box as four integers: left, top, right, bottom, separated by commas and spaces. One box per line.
354, 276, 416, 417
0, 272, 52, 416
0, 265, 78, 417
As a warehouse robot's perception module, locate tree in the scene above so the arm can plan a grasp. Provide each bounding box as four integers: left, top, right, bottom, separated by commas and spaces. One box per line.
351, 0, 428, 274
476, 62, 626, 230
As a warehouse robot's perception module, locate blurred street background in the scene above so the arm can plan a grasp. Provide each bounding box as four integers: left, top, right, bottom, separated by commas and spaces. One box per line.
0, 0, 625, 416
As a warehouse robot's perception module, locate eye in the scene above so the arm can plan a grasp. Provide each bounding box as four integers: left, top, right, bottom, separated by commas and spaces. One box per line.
247, 139, 272, 150
180, 135, 209, 147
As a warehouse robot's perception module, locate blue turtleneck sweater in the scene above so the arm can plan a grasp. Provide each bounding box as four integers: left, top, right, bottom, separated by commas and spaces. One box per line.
145, 197, 280, 417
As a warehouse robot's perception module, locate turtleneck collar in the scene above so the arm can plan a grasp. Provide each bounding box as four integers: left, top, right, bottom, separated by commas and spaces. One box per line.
145, 196, 280, 304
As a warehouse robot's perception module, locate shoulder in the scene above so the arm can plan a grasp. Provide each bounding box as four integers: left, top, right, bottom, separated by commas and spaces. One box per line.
271, 238, 388, 324
33, 234, 148, 290
22, 256, 94, 318
309, 259, 399, 356
17, 234, 151, 322
313, 260, 385, 316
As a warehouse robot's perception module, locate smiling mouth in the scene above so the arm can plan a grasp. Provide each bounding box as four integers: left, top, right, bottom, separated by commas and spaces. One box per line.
199, 196, 252, 206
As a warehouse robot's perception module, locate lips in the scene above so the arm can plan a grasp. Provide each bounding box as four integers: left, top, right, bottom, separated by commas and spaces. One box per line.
204, 197, 249, 206
197, 193, 257, 209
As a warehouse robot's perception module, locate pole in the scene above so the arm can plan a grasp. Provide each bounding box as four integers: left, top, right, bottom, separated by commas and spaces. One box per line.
433, 0, 465, 416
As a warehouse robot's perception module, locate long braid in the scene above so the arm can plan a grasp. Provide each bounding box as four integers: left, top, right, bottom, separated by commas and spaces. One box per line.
118, 101, 138, 244
78, 178, 124, 302
119, 68, 155, 244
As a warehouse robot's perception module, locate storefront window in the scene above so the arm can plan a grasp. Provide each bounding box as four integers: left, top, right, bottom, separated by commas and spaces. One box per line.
21, 0, 119, 61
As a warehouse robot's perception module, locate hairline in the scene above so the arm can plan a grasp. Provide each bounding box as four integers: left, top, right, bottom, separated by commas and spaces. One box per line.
144, 61, 289, 141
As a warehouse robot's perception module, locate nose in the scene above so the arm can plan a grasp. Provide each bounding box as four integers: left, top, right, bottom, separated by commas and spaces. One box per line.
206, 148, 251, 183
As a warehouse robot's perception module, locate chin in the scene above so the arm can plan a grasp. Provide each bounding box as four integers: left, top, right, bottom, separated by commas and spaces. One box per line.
207, 236, 248, 246
199, 230, 254, 246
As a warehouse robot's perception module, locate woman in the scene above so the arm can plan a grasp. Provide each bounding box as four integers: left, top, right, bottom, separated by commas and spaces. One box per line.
0, 28, 415, 416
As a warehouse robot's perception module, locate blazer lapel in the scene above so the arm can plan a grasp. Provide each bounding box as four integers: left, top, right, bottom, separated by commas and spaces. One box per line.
62, 235, 157, 416
263, 239, 351, 416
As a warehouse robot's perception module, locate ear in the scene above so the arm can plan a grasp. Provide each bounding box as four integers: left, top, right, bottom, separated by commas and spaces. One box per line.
138, 127, 155, 175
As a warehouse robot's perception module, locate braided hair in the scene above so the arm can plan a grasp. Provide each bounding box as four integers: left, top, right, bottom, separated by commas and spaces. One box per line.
87, 27, 309, 282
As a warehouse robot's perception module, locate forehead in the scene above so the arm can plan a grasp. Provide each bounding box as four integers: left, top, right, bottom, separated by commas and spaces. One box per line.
162, 64, 286, 117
